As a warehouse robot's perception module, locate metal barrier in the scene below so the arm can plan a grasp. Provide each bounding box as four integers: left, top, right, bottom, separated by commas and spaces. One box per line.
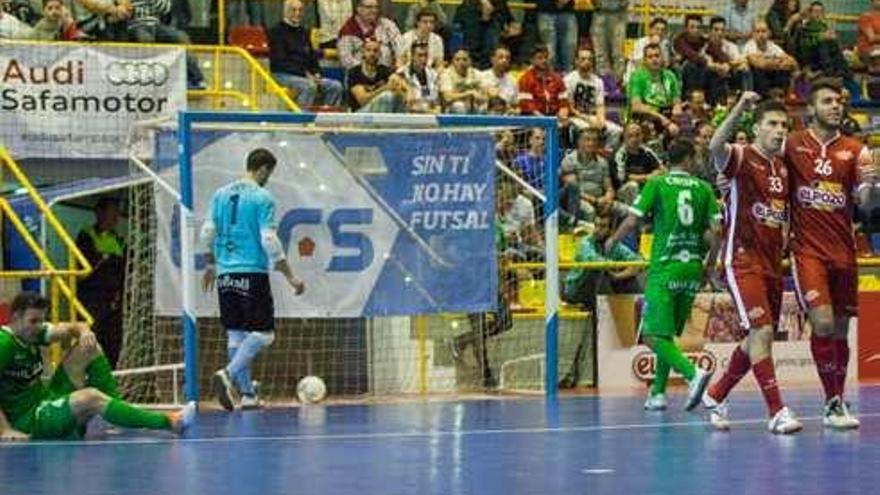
0, 147, 93, 326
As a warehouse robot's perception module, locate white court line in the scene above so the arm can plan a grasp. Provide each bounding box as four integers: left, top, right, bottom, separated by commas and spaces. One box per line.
5, 412, 880, 448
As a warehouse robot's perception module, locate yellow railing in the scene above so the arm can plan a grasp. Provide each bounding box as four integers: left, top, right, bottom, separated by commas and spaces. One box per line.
0, 39, 298, 112
0, 147, 93, 326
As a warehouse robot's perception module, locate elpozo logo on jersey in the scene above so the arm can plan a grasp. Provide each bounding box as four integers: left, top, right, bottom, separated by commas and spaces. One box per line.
797, 181, 846, 210
104, 61, 170, 86
751, 200, 787, 227
632, 350, 717, 383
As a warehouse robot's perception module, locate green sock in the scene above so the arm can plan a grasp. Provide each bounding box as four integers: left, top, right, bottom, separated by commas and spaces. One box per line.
652, 338, 696, 381
103, 399, 171, 431
651, 357, 671, 395
86, 356, 120, 399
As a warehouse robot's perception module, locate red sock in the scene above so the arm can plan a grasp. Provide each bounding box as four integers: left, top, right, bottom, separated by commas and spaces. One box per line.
707, 346, 750, 403
753, 358, 784, 417
835, 339, 850, 399
810, 336, 838, 401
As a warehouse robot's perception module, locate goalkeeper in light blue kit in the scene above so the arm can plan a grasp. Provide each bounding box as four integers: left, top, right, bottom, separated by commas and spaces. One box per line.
604, 138, 720, 411
199, 148, 305, 411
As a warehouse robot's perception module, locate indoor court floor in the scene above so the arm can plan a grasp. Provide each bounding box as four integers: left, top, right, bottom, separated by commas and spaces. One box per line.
2, 386, 880, 495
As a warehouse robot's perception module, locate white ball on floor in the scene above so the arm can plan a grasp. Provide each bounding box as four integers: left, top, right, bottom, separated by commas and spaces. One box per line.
297, 375, 327, 404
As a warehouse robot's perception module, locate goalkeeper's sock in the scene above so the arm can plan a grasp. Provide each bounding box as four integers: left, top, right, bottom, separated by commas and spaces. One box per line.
86, 355, 120, 399
707, 346, 750, 403
227, 331, 275, 396
103, 399, 172, 430
651, 357, 671, 396
752, 357, 783, 417
834, 339, 850, 399
810, 335, 837, 401
652, 337, 696, 381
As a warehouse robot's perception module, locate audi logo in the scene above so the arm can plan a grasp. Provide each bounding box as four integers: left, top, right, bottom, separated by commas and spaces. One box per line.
105, 61, 170, 86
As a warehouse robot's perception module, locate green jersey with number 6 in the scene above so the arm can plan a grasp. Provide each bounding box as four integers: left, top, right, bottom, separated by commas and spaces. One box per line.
631, 170, 719, 268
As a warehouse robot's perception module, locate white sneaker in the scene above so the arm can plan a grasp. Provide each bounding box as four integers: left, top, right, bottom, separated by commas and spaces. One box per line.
169, 402, 197, 435
644, 393, 667, 411
212, 369, 237, 412
768, 407, 803, 434
839, 400, 861, 429
685, 368, 713, 411
240, 395, 265, 410
707, 399, 731, 431
823, 396, 859, 430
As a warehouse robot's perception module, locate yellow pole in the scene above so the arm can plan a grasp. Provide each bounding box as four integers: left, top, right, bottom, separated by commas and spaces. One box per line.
219, 0, 227, 46
416, 316, 427, 395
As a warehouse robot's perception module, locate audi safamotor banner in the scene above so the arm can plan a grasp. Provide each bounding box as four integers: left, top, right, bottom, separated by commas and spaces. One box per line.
0, 44, 185, 159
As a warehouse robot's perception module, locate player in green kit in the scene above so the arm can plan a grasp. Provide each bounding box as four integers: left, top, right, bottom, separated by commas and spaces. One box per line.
0, 292, 194, 441
605, 138, 720, 411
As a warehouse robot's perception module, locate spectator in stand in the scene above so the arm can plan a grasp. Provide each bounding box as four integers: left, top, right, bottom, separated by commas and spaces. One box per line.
453, 0, 521, 70
625, 18, 671, 85
397, 8, 444, 70
0, 4, 33, 38
628, 43, 683, 137
674, 14, 710, 99
591, 0, 629, 80
723, 0, 756, 47
29, 0, 84, 40
439, 49, 487, 113
702, 16, 751, 103
536, 0, 577, 72
519, 44, 569, 117
692, 122, 717, 186
560, 128, 615, 224
857, 0, 880, 66
128, 0, 205, 89
766, 0, 801, 48
791, 1, 850, 80
610, 122, 664, 204
1, 0, 38, 24
347, 37, 408, 112
478, 47, 519, 111
565, 47, 623, 148
512, 128, 546, 190
338, 0, 401, 70
69, 0, 132, 40
404, 0, 447, 32
743, 19, 798, 95
315, 0, 353, 49
674, 88, 712, 136
269, 0, 343, 109
397, 42, 440, 113
227, 0, 265, 27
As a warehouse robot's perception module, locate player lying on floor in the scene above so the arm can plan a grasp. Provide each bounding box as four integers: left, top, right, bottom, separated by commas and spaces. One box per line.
0, 292, 194, 441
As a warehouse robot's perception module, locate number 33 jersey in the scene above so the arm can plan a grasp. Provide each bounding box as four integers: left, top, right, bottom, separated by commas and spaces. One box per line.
717, 144, 789, 275
784, 130, 872, 266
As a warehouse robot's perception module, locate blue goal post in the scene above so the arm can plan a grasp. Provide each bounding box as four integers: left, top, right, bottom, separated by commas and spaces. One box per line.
176, 111, 560, 402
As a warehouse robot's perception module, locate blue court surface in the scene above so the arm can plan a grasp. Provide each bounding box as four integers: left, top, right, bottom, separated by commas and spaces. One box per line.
3, 386, 880, 495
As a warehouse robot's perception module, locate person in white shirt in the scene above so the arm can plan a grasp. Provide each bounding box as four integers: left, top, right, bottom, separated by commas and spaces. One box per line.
478, 47, 519, 110
398, 42, 440, 113
439, 49, 487, 113
397, 8, 444, 69
0, 7, 32, 38
564, 48, 623, 148
742, 20, 798, 94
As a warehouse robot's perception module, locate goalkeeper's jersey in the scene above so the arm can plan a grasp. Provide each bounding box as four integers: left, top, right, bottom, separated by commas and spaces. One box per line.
0, 325, 50, 424
630, 170, 719, 269
208, 178, 278, 275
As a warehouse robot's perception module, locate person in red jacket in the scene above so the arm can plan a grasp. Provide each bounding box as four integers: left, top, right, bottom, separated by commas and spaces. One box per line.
518, 44, 569, 117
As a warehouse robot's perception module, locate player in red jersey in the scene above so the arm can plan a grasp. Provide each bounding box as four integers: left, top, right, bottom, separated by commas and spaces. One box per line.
784, 79, 874, 429
701, 92, 803, 434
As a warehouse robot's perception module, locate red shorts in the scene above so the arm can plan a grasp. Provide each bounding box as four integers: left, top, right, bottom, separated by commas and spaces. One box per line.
791, 253, 858, 317
724, 264, 783, 329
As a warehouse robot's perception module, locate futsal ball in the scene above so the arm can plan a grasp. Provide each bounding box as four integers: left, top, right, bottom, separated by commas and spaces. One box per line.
297, 375, 327, 404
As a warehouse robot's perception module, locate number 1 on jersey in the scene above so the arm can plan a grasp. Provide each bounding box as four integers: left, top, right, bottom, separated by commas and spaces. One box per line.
230, 194, 240, 225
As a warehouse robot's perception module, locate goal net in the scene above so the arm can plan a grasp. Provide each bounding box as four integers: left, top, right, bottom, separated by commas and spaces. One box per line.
119, 112, 594, 406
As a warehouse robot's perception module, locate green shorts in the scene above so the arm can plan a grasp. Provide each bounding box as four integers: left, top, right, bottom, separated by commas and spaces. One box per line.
642, 263, 703, 338
14, 368, 83, 440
